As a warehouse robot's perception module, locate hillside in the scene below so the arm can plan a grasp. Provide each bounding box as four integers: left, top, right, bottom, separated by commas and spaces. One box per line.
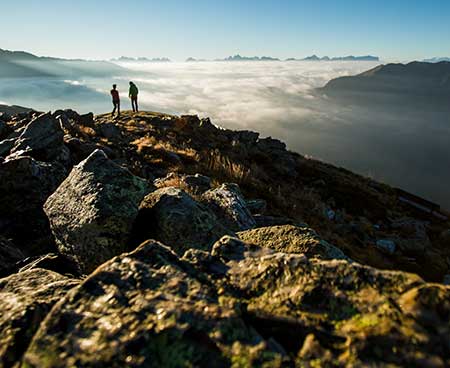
0, 109, 449, 367
321, 61, 450, 104
0, 48, 126, 79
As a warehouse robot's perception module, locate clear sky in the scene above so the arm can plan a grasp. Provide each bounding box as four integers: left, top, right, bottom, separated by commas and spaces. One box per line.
1, 0, 449, 61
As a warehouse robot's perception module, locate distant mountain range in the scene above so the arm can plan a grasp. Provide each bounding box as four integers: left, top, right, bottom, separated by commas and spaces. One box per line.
423, 57, 450, 63
0, 48, 125, 79
321, 61, 450, 105
111, 56, 171, 63
293, 55, 380, 62
185, 54, 380, 62
216, 55, 281, 62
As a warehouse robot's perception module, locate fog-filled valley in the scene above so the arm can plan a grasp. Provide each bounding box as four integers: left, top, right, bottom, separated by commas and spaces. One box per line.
1, 59, 450, 209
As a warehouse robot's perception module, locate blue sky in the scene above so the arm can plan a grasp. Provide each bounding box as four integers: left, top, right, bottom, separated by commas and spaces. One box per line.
1, 0, 449, 61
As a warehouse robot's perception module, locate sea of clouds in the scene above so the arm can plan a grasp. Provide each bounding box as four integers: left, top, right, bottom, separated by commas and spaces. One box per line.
1, 60, 450, 208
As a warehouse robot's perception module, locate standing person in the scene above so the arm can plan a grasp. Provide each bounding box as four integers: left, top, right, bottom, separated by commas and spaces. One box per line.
129, 81, 139, 112
110, 84, 120, 117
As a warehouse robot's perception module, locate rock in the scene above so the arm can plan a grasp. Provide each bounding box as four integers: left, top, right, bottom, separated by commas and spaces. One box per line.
245, 199, 267, 214
99, 122, 121, 139
198, 117, 219, 133
133, 187, 233, 255
0, 268, 78, 367
376, 239, 397, 254
0, 237, 24, 277
203, 183, 256, 231
236, 130, 259, 144
183, 174, 212, 193
154, 172, 212, 194
256, 137, 286, 152
391, 218, 431, 255
9, 112, 66, 162
17, 253, 80, 277
23, 241, 281, 367
253, 214, 298, 228
207, 237, 449, 367
0, 156, 67, 254
44, 150, 149, 273
65, 137, 115, 164
0, 138, 16, 157
0, 120, 11, 140
238, 225, 350, 260
79, 112, 94, 126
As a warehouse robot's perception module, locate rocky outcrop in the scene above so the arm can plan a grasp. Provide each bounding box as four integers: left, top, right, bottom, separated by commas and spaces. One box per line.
202, 183, 256, 231
207, 237, 449, 367
133, 187, 233, 255
238, 224, 349, 260
0, 156, 67, 254
22, 241, 281, 368
44, 150, 149, 273
0, 109, 448, 367
0, 268, 78, 367
9, 112, 68, 164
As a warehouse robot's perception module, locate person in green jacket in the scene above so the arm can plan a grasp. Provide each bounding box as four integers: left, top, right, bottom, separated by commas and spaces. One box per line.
129, 81, 139, 112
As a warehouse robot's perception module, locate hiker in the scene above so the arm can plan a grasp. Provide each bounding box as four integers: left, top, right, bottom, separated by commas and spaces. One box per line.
129, 81, 139, 112
110, 84, 120, 117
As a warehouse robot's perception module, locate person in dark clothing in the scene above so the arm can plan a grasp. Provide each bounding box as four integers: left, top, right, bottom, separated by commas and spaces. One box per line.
111, 84, 120, 116
129, 81, 139, 112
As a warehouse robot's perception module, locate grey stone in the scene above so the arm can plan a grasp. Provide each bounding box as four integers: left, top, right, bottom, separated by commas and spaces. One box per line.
44, 149, 149, 273
10, 112, 65, 162
376, 239, 397, 254
203, 183, 256, 231
134, 187, 233, 255
0, 268, 78, 367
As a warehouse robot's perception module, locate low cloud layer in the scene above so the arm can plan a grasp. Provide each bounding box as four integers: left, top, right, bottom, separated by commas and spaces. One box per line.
1, 60, 449, 209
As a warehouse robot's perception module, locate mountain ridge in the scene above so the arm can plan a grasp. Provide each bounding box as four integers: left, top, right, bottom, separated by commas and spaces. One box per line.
0, 108, 449, 366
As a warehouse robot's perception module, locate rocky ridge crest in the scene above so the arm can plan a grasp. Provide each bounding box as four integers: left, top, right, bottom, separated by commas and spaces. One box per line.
0, 109, 449, 367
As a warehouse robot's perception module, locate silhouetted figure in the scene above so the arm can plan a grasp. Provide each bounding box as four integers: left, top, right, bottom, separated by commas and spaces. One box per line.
129, 81, 139, 112
111, 84, 120, 117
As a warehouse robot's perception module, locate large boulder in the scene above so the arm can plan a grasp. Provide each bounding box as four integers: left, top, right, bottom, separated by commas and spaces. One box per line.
44, 150, 149, 274
9, 112, 68, 163
133, 187, 233, 255
238, 224, 349, 260
23, 241, 282, 368
202, 183, 256, 231
206, 237, 449, 367
0, 156, 67, 254
0, 268, 78, 367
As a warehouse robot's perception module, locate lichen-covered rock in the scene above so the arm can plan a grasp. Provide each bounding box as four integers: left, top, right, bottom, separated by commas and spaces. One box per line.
203, 183, 256, 231
0, 156, 67, 254
44, 149, 149, 273
207, 237, 450, 367
238, 224, 349, 260
0, 236, 24, 277
0, 268, 78, 367
9, 112, 66, 163
133, 187, 233, 255
23, 241, 283, 368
